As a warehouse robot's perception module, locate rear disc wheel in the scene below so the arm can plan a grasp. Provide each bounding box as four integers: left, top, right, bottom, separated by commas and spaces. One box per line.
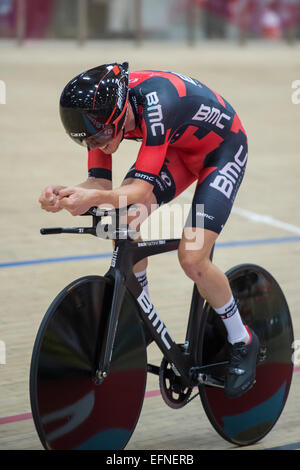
199, 264, 294, 446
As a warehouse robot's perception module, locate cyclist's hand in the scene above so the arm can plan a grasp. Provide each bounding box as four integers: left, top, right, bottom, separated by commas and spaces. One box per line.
58, 186, 97, 216
39, 185, 65, 213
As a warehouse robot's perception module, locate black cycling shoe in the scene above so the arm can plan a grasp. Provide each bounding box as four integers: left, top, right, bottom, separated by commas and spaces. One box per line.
224, 328, 260, 399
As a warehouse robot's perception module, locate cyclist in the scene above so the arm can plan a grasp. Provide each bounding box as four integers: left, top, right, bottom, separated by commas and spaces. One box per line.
39, 62, 259, 399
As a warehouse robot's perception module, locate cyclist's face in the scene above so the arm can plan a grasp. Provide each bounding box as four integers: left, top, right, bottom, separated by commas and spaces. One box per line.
87, 130, 123, 154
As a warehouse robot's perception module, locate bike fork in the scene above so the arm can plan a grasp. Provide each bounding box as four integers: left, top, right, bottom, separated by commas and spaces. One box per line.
94, 269, 126, 384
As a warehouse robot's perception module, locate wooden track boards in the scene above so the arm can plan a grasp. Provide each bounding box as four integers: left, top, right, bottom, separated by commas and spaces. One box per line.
0, 41, 299, 450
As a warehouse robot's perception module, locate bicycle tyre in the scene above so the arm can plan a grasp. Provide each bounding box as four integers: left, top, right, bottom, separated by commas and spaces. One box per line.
30, 275, 147, 450
198, 264, 294, 446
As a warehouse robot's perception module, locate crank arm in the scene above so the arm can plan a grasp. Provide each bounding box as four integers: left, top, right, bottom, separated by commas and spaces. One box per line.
192, 361, 229, 373
197, 373, 225, 389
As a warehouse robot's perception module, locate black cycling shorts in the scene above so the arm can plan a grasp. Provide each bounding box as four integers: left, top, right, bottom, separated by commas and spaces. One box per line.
124, 129, 248, 234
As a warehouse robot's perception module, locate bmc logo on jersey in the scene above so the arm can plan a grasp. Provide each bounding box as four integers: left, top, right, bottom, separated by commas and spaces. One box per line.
209, 145, 247, 199
145, 91, 165, 137
192, 104, 231, 130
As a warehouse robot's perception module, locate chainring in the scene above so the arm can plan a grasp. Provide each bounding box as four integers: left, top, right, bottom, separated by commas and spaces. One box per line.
159, 355, 193, 409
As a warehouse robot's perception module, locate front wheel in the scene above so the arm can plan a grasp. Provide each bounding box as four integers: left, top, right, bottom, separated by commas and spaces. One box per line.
199, 264, 294, 446
30, 275, 147, 450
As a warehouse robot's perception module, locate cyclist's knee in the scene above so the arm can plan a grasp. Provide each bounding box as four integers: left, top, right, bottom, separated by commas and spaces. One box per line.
178, 228, 217, 283
178, 248, 211, 283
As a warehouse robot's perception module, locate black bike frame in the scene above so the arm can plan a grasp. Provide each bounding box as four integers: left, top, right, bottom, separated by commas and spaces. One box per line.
41, 207, 211, 389
99, 236, 207, 388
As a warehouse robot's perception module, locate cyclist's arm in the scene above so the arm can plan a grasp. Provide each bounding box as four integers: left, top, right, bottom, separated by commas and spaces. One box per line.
85, 118, 170, 208
88, 147, 112, 183
77, 147, 113, 190
58, 179, 153, 215
39, 148, 112, 212
76, 177, 112, 191
58, 82, 174, 213
93, 179, 153, 207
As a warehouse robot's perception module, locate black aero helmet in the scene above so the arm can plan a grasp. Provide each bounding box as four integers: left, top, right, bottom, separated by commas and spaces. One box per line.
59, 62, 129, 147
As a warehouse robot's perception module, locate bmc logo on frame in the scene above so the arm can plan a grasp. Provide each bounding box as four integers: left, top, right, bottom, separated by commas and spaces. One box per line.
137, 290, 173, 350
0, 80, 6, 104
0, 340, 6, 365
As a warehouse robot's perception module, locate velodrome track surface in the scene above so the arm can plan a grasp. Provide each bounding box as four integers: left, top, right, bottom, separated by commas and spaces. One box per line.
0, 40, 299, 450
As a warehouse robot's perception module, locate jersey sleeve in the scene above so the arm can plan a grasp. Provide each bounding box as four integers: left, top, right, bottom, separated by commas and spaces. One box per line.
134, 118, 170, 180
132, 79, 176, 182
88, 148, 112, 180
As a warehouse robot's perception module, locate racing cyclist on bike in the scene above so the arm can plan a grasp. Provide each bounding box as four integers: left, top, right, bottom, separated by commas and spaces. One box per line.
38, 62, 259, 399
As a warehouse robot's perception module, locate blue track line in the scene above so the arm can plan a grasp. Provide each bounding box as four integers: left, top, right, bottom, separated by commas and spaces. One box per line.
1, 235, 300, 269
0, 252, 111, 268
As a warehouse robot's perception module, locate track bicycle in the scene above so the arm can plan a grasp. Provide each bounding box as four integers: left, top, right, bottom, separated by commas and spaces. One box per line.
30, 206, 294, 450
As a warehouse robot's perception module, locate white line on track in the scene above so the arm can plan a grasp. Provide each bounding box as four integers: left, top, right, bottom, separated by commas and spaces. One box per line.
231, 207, 300, 235
180, 191, 300, 235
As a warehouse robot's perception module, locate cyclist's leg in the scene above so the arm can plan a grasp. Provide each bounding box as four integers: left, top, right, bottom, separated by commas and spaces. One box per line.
178, 130, 249, 341
179, 228, 232, 307
119, 177, 157, 297
177, 130, 259, 397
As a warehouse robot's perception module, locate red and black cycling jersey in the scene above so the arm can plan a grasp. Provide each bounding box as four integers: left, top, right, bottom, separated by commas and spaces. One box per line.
88, 70, 246, 181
